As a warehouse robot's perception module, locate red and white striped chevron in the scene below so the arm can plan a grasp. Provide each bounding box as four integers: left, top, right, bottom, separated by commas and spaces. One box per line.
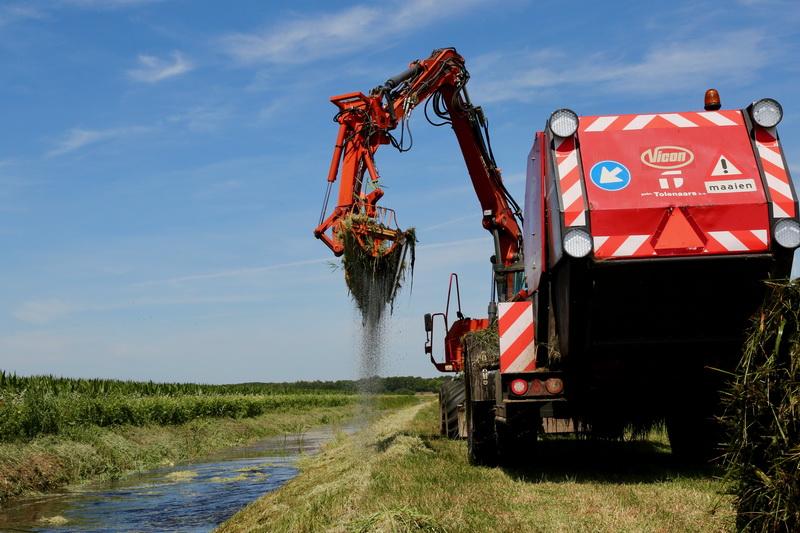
593, 235, 654, 258
554, 136, 586, 227
498, 302, 536, 374
754, 128, 796, 219
580, 110, 744, 133
592, 230, 769, 258
706, 230, 769, 252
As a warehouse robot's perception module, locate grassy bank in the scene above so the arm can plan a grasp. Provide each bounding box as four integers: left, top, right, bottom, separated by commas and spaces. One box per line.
0, 395, 418, 505
220, 401, 734, 532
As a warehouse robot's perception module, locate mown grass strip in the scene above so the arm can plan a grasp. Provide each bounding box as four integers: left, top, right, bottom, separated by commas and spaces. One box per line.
220, 401, 733, 532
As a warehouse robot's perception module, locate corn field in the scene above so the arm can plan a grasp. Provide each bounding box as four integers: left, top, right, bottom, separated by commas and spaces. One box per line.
0, 371, 441, 396
0, 371, 356, 441
0, 371, 346, 396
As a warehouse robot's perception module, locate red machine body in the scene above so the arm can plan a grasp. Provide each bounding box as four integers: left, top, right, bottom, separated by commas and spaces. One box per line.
542, 110, 796, 262
315, 47, 799, 463
425, 274, 490, 373
534, 103, 797, 369
432, 318, 490, 373
580, 111, 774, 258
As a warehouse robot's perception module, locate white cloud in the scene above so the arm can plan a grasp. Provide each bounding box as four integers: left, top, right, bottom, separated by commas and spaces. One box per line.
60, 0, 163, 8
13, 299, 73, 324
421, 214, 475, 232
258, 100, 285, 121
736, 0, 787, 5
0, 4, 44, 27
48, 102, 225, 158
127, 51, 193, 83
470, 30, 770, 103
135, 257, 332, 286
47, 126, 148, 157
222, 0, 486, 65
167, 104, 231, 132
134, 236, 489, 287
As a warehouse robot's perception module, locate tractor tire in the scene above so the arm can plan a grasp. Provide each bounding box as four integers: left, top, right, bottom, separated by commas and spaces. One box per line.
666, 413, 721, 464
497, 409, 539, 465
439, 378, 465, 439
438, 388, 446, 436
467, 400, 497, 466
667, 365, 725, 464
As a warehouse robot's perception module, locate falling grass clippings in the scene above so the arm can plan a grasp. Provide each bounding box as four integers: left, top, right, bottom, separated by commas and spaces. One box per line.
337, 213, 417, 392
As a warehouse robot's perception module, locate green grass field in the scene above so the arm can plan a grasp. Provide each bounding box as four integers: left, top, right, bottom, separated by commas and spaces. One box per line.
221, 400, 734, 532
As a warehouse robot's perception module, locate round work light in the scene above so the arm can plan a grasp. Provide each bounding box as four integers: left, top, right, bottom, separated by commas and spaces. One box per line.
549, 108, 579, 138
751, 98, 783, 128
774, 218, 800, 249
563, 229, 592, 258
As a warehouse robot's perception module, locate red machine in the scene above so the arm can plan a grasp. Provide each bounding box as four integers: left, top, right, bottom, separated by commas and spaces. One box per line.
315, 48, 800, 464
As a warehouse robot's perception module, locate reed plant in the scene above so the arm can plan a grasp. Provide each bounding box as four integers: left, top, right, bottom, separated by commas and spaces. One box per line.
721, 280, 800, 532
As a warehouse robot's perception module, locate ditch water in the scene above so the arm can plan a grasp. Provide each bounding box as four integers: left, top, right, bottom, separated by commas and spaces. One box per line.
0, 424, 355, 532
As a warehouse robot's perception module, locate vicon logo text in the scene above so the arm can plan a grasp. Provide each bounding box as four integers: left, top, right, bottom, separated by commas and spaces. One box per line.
640, 146, 694, 169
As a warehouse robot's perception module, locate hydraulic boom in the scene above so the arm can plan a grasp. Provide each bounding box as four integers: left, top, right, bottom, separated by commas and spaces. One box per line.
314, 48, 523, 298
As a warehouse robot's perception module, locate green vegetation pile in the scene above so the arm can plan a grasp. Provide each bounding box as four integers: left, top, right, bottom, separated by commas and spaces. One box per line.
721, 280, 800, 532
337, 213, 416, 320
462, 323, 500, 368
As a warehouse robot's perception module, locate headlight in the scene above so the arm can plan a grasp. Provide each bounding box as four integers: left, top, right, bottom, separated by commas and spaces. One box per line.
563, 229, 592, 258
774, 219, 800, 249
751, 98, 783, 128
549, 109, 579, 138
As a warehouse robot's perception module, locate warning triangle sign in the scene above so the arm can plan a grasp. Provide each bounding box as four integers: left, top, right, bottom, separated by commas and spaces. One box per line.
711, 154, 741, 176
654, 208, 705, 250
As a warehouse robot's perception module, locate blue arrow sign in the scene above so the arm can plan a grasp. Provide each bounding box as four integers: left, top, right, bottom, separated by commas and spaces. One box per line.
590, 160, 631, 191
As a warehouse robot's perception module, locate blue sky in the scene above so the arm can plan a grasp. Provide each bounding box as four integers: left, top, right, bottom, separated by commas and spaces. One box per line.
1, 0, 798, 383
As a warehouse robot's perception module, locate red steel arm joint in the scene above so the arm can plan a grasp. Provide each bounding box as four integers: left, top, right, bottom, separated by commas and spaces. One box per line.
314, 48, 522, 266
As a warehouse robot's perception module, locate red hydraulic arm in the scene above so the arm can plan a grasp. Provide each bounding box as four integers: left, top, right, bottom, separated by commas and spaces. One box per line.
314, 48, 523, 272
